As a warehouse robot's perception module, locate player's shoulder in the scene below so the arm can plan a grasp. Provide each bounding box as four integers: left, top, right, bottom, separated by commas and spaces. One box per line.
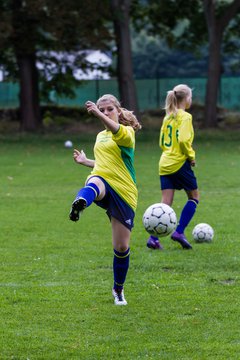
126, 125, 135, 134
117, 124, 135, 136
177, 109, 192, 123
96, 129, 111, 140
161, 114, 173, 126
98, 129, 108, 135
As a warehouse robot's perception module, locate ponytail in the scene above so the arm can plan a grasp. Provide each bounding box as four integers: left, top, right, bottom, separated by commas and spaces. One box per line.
164, 84, 192, 115
165, 90, 178, 115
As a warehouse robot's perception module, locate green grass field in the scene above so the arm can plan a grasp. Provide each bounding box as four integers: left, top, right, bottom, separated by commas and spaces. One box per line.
1, 130, 240, 359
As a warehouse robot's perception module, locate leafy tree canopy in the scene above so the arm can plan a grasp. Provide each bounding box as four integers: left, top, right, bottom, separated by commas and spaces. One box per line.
0, 0, 112, 100
131, 0, 240, 78
131, 29, 240, 78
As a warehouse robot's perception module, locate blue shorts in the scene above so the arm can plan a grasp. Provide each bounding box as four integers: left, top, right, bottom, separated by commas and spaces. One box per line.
91, 176, 135, 231
160, 160, 198, 191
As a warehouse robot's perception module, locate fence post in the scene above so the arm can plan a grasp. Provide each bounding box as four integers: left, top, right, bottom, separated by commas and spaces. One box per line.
156, 76, 160, 108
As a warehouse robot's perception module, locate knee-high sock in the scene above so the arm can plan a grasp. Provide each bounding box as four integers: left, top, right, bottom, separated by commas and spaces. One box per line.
75, 182, 100, 207
176, 199, 199, 234
150, 235, 159, 241
113, 248, 130, 291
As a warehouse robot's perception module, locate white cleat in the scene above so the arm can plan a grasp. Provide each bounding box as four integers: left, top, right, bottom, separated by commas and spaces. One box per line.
112, 288, 127, 306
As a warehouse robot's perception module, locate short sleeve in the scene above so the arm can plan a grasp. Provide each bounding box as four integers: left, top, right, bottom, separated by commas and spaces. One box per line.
112, 125, 135, 148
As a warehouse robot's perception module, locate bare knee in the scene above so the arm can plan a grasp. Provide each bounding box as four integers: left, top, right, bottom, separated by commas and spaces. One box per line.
111, 218, 131, 251
187, 189, 199, 201
86, 176, 105, 200
161, 189, 174, 206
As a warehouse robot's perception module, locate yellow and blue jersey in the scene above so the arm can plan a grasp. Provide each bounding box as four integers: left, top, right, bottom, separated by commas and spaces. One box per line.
88, 124, 137, 211
159, 109, 195, 175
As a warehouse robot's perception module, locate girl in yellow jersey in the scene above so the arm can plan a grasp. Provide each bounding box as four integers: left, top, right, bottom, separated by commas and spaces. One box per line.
69, 94, 141, 305
147, 84, 199, 250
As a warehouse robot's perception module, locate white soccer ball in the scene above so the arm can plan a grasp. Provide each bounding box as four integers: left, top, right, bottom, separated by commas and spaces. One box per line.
142, 203, 177, 237
192, 223, 214, 243
64, 140, 73, 148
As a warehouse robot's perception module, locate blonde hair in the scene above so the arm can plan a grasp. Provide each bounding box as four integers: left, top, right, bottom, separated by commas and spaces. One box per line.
96, 94, 142, 131
164, 84, 192, 115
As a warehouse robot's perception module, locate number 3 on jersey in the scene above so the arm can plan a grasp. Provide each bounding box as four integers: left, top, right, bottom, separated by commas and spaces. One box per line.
161, 125, 179, 147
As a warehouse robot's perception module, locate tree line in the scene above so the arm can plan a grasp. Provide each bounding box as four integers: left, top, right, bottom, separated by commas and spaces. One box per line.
0, 0, 240, 131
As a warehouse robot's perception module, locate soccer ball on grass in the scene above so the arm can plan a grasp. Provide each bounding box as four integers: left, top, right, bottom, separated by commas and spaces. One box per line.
192, 223, 214, 243
142, 203, 177, 237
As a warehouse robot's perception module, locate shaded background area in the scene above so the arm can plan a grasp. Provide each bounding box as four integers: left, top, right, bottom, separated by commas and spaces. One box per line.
1, 76, 240, 111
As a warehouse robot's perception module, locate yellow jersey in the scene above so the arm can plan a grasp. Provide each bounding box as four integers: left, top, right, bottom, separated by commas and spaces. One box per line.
159, 109, 195, 175
88, 125, 138, 211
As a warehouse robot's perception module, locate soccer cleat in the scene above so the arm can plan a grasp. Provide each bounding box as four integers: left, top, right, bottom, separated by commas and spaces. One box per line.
171, 231, 192, 249
146, 236, 163, 250
112, 288, 127, 306
69, 197, 87, 222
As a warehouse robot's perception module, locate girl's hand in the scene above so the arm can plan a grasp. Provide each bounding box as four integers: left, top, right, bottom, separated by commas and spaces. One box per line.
85, 101, 101, 117
73, 149, 87, 164
190, 160, 196, 167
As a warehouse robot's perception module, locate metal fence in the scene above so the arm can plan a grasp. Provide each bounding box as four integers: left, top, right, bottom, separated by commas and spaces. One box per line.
0, 77, 240, 110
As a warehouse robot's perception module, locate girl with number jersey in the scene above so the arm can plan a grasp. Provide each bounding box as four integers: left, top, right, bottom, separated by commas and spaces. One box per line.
147, 84, 199, 251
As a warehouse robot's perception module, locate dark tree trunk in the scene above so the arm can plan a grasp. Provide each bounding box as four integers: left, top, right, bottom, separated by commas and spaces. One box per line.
205, 36, 222, 128
17, 53, 41, 131
203, 0, 240, 128
11, 0, 41, 132
111, 0, 140, 119
203, 0, 222, 128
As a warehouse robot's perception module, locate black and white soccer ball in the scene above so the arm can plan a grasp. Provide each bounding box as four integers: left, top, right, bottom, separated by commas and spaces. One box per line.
142, 203, 177, 237
192, 223, 214, 243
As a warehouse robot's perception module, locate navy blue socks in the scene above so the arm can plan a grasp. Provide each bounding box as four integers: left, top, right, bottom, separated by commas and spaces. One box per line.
113, 248, 130, 291
176, 198, 199, 234
75, 182, 100, 207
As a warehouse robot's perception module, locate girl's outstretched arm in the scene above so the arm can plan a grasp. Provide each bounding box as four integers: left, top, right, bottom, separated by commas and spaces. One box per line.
73, 149, 95, 168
